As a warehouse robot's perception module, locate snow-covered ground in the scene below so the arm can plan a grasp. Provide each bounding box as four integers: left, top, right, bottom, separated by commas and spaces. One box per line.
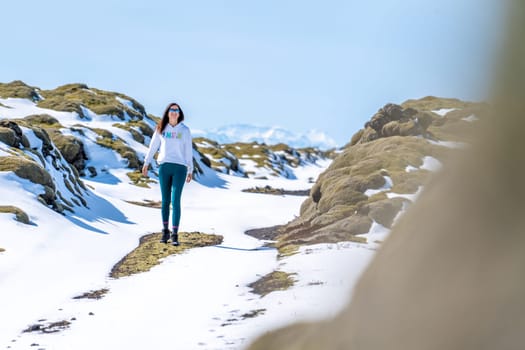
0, 95, 443, 349
0, 154, 384, 350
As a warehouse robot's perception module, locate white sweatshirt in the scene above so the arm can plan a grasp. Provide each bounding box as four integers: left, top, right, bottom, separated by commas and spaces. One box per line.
144, 122, 193, 174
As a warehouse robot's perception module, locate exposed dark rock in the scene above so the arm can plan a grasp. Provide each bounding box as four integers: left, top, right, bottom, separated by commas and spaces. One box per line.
52, 134, 88, 174
242, 186, 310, 196
0, 120, 30, 148
245, 225, 284, 240
72, 288, 109, 300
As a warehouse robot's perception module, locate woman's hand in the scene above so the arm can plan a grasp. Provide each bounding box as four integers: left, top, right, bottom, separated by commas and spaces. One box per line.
142, 164, 149, 177
186, 173, 192, 183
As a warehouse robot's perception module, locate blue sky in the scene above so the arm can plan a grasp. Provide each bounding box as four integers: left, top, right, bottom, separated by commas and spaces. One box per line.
1, 0, 507, 146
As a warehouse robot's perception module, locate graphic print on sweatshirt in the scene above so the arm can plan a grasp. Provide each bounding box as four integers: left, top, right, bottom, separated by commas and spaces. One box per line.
163, 131, 183, 139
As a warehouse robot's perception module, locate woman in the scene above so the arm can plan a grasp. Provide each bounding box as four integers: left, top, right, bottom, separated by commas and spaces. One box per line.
142, 102, 193, 246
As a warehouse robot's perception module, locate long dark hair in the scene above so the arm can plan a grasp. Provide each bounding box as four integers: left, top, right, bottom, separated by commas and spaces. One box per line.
156, 102, 185, 133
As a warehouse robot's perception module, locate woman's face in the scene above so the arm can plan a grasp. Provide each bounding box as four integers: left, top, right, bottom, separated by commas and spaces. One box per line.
168, 105, 180, 125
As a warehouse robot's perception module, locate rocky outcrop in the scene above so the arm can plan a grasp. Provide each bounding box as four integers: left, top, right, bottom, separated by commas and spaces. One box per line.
0, 119, 88, 213
194, 137, 333, 179
272, 98, 486, 251
37, 83, 147, 120
0, 80, 40, 101
349, 103, 426, 144
0, 120, 30, 148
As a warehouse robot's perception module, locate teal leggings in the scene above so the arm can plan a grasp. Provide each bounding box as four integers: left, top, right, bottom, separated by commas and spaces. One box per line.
158, 163, 187, 230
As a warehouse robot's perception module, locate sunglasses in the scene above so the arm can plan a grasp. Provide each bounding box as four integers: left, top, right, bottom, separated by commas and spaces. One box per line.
169, 108, 180, 113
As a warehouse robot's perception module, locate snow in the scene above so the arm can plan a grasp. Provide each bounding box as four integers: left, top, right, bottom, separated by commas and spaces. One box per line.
427, 139, 468, 149
405, 156, 442, 173
432, 108, 457, 116
115, 96, 135, 110
19, 126, 43, 150
462, 114, 479, 122
364, 175, 393, 197
0, 97, 81, 124
387, 186, 423, 202
0, 147, 10, 156
420, 156, 442, 171
405, 165, 418, 172
0, 151, 388, 350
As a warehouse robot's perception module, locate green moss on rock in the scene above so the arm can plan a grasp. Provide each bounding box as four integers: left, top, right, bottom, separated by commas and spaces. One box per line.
0, 127, 16, 147
23, 114, 63, 128
272, 97, 487, 251
0, 156, 54, 189
401, 95, 473, 111
0, 205, 31, 224
0, 80, 40, 100
37, 83, 147, 120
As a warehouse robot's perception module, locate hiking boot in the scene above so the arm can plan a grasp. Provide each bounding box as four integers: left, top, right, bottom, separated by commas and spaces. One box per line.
160, 229, 170, 244
171, 233, 179, 246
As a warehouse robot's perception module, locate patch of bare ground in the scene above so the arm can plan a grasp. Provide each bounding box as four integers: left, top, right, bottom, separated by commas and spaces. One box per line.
110, 231, 223, 278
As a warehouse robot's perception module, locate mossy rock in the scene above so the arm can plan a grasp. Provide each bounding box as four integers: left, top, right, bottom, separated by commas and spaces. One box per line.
197, 139, 241, 171
0, 127, 16, 147
350, 129, 364, 146
365, 197, 408, 228
277, 137, 445, 248
317, 186, 368, 214
0, 120, 30, 148
315, 214, 372, 238
0, 156, 54, 190
50, 133, 87, 172
37, 83, 146, 120
426, 105, 487, 143
112, 120, 154, 144
310, 204, 357, 227
401, 96, 472, 111
110, 231, 223, 278
350, 99, 482, 145
381, 120, 421, 137
0, 156, 60, 210
0, 205, 31, 224
276, 221, 368, 254
0, 80, 40, 101
38, 98, 84, 116
390, 170, 431, 194
248, 270, 296, 297
311, 231, 368, 245
264, 97, 484, 251
23, 114, 63, 128
132, 120, 154, 138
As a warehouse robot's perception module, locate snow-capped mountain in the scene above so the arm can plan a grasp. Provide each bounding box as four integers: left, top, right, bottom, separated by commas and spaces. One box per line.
192, 124, 338, 150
